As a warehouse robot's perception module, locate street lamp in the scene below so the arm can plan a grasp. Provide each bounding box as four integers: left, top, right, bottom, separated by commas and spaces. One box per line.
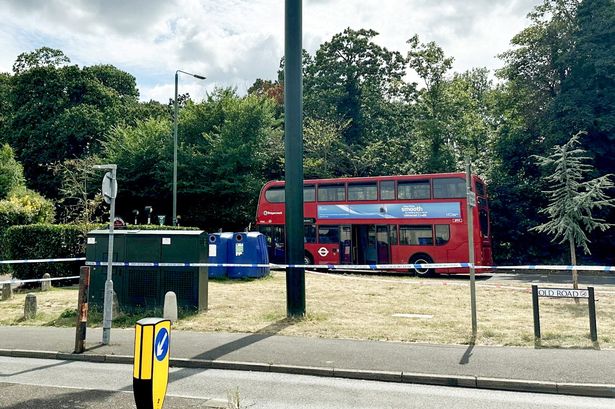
173, 70, 206, 226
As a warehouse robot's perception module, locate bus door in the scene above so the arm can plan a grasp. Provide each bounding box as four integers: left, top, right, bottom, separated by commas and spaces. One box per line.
352, 225, 390, 265
376, 225, 391, 264
350, 225, 373, 264
340, 225, 352, 264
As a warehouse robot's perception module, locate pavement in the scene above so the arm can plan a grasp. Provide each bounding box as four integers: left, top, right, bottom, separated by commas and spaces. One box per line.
0, 326, 613, 399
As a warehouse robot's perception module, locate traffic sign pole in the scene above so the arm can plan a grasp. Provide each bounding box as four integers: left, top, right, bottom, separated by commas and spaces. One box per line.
94, 164, 118, 345
465, 158, 477, 337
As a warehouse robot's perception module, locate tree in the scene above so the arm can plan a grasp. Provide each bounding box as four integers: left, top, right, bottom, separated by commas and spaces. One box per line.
102, 118, 173, 219
52, 156, 104, 225
12, 47, 70, 74
304, 28, 408, 147
303, 118, 356, 178
406, 35, 455, 173
531, 132, 614, 288
182, 91, 280, 230
6, 49, 140, 197
0, 144, 25, 199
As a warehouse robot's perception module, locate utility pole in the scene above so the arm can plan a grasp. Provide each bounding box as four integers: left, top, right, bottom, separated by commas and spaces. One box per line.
284, 0, 305, 316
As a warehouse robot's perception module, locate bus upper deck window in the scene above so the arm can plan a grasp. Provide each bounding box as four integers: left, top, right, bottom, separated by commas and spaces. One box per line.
304, 185, 315, 202
348, 183, 377, 201
398, 181, 430, 200
265, 187, 285, 203
380, 181, 395, 200
433, 178, 465, 199
475, 181, 486, 197
318, 184, 346, 202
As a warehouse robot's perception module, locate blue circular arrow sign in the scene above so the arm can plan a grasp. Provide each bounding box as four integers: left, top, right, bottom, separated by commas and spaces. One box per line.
154, 327, 169, 361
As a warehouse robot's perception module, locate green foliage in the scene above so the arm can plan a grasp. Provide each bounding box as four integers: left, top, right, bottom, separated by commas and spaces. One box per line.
3, 224, 85, 280
304, 28, 409, 147
407, 35, 455, 173
0, 144, 25, 199
102, 117, 172, 204
303, 118, 356, 178
181, 91, 280, 229
531, 132, 614, 255
0, 189, 55, 235
12, 47, 70, 74
5, 51, 141, 197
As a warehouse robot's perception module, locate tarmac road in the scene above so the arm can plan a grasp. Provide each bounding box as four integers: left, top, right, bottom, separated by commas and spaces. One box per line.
1, 357, 612, 409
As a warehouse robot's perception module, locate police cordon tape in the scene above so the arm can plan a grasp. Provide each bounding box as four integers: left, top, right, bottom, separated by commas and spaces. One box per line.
0, 257, 86, 265
0, 275, 80, 285
82, 261, 615, 272
0, 255, 613, 280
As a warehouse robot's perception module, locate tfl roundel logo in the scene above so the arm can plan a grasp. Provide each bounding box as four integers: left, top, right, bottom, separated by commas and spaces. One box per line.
155, 327, 169, 361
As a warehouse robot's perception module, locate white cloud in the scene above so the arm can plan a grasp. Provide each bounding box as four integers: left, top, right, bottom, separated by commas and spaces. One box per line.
0, 0, 542, 102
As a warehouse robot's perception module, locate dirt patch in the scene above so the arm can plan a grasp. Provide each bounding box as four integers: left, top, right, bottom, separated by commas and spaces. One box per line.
1, 272, 612, 348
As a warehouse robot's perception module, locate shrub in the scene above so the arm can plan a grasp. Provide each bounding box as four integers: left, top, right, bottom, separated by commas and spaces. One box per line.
4, 224, 86, 280
0, 144, 26, 199
3, 223, 201, 280
0, 188, 55, 234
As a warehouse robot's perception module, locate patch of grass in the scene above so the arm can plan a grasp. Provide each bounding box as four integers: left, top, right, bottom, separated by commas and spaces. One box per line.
1, 272, 613, 348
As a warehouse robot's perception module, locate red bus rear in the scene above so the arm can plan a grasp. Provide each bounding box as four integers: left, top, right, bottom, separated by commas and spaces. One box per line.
255, 173, 492, 276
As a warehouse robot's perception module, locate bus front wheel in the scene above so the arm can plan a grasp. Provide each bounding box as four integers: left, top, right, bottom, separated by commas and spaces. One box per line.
304, 253, 313, 267
409, 254, 435, 277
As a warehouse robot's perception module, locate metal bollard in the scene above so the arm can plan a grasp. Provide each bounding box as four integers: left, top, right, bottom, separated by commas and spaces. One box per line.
41, 273, 51, 291
24, 293, 37, 319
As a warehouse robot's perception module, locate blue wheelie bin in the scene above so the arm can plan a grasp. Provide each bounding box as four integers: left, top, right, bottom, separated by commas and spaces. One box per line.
227, 232, 270, 279
208, 232, 233, 278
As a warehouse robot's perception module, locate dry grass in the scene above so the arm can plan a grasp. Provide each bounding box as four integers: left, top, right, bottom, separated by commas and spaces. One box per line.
1, 272, 613, 349
0, 286, 79, 326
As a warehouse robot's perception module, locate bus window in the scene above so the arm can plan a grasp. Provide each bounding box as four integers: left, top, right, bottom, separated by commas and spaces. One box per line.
479, 209, 489, 237
400, 225, 433, 245
433, 178, 465, 198
304, 185, 315, 202
265, 187, 285, 203
348, 183, 377, 201
305, 224, 316, 243
380, 181, 395, 200
398, 181, 430, 200
388, 225, 398, 245
475, 181, 485, 197
435, 225, 450, 245
318, 226, 340, 244
318, 184, 345, 202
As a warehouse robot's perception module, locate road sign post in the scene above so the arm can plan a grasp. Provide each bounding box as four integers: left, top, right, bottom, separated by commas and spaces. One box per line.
465, 158, 477, 337
94, 164, 117, 345
133, 318, 171, 409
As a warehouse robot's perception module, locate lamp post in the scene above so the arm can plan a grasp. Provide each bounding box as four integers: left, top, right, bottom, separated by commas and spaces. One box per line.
173, 70, 206, 226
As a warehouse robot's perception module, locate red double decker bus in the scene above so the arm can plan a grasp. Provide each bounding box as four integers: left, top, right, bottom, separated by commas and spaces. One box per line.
255, 173, 492, 276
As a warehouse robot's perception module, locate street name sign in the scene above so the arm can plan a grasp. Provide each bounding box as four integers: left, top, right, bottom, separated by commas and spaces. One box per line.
537, 288, 589, 298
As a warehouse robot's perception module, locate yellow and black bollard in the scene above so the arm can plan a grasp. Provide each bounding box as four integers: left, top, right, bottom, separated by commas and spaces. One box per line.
133, 318, 171, 409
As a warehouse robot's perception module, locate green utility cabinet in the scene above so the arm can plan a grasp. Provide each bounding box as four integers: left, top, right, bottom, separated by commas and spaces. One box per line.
86, 229, 208, 312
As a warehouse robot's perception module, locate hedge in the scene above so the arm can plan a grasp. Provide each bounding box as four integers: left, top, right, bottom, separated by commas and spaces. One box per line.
3, 223, 201, 280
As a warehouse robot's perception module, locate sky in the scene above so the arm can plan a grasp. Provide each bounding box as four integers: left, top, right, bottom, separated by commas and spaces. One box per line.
0, 0, 542, 103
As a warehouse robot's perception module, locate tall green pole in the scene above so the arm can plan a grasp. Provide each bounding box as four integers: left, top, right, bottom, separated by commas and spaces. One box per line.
284, 0, 305, 317
172, 71, 179, 226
